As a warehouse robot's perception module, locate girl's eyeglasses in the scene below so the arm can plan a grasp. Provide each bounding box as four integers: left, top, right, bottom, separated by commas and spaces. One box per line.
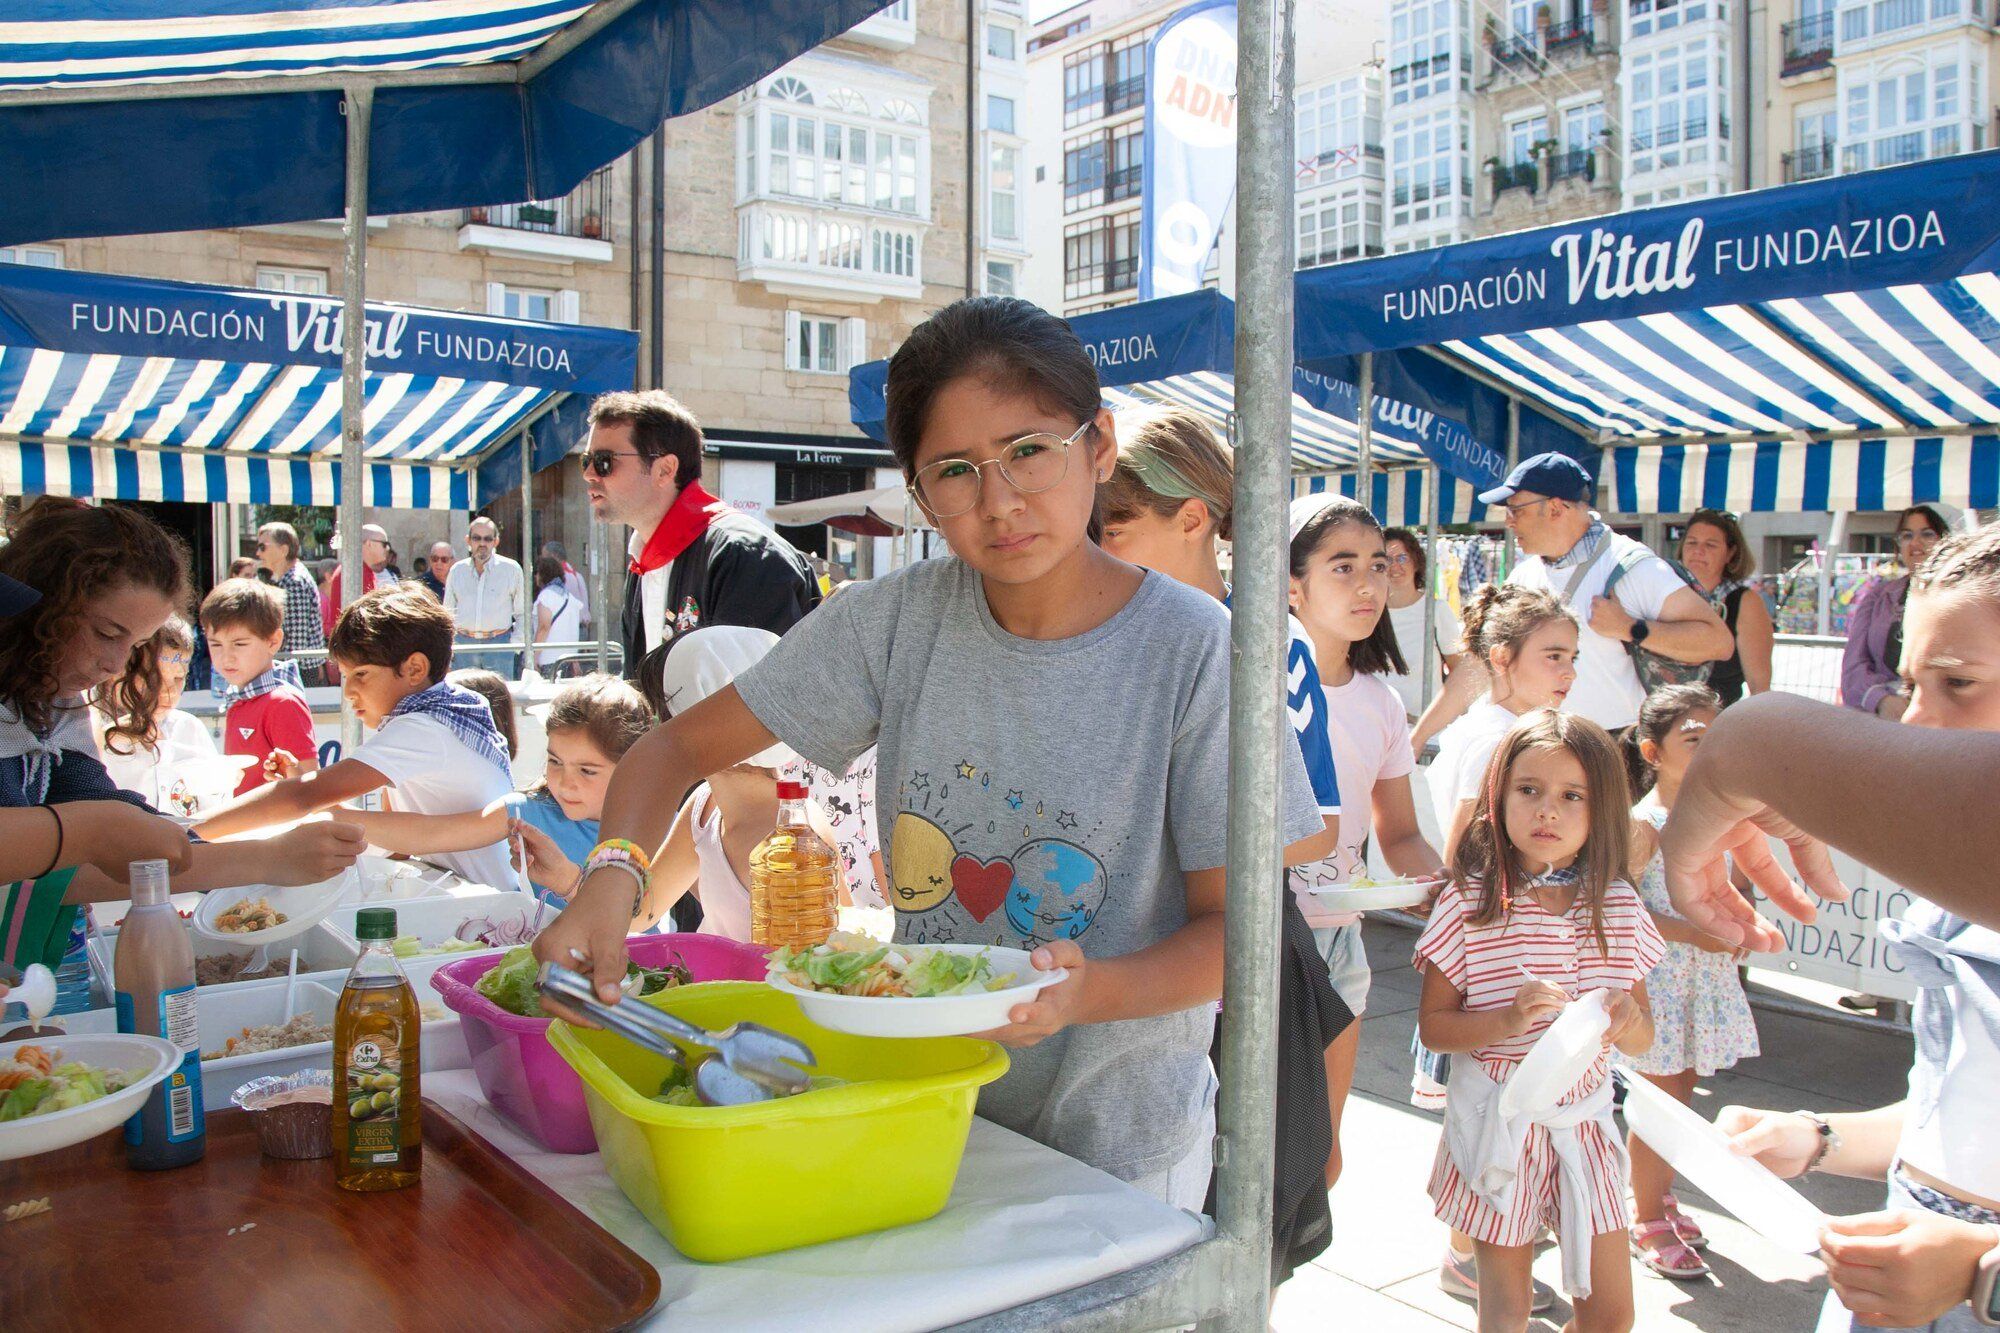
580, 450, 642, 478
910, 421, 1093, 519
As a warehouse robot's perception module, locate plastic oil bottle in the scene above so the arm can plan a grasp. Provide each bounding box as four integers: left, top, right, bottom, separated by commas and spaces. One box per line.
114, 859, 204, 1170
749, 779, 838, 950
333, 906, 421, 1191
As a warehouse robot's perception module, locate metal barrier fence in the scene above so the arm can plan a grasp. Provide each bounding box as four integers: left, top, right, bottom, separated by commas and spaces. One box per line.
1770, 633, 1845, 704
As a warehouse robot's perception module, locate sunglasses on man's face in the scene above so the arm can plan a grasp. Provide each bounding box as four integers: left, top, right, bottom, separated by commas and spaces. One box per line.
581, 450, 642, 478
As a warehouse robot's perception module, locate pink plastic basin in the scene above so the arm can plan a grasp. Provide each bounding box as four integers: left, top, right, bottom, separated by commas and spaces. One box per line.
432, 933, 771, 1153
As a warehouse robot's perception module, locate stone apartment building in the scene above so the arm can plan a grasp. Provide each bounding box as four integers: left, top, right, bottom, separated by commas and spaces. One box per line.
1473, 0, 1622, 231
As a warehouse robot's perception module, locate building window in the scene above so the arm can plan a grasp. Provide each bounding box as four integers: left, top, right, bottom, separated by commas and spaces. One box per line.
746, 75, 926, 216
987, 94, 1016, 136
1063, 214, 1140, 302
871, 229, 917, 278
1297, 73, 1383, 182
1837, 0, 1966, 45
1064, 48, 1106, 128
1506, 112, 1550, 165
0, 244, 63, 269
487, 283, 578, 323
1788, 102, 1839, 179
985, 259, 1017, 296
1389, 104, 1470, 226
989, 143, 1019, 241
255, 265, 328, 294
785, 313, 865, 374
1841, 50, 1980, 171
1110, 125, 1144, 200
986, 22, 1018, 61
1388, 0, 1469, 106
1296, 190, 1384, 267
1064, 133, 1109, 212
1626, 37, 1728, 174
1629, 0, 1715, 40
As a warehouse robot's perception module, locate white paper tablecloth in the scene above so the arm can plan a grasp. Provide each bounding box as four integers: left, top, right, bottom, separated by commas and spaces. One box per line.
426, 1070, 1207, 1331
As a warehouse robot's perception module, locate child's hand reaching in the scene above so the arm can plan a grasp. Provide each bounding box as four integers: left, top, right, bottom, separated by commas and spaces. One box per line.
509, 818, 581, 899
263, 749, 302, 781
1506, 975, 1568, 1035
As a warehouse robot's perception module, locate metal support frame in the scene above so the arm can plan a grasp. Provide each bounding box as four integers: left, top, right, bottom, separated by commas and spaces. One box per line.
521, 425, 536, 600
1503, 396, 1520, 567
1421, 462, 1442, 712
1355, 350, 1375, 499
337, 84, 372, 753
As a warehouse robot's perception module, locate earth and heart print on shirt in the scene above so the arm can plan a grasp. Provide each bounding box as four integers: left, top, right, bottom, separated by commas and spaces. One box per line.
888, 759, 1111, 948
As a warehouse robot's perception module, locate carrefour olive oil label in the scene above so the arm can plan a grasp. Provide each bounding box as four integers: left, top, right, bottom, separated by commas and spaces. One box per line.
341, 1031, 405, 1167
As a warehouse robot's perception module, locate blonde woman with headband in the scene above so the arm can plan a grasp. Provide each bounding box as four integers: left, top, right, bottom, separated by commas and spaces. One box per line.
1096, 405, 1235, 600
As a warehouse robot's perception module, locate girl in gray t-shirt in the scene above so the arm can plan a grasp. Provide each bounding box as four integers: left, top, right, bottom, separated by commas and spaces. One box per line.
536, 298, 1322, 1201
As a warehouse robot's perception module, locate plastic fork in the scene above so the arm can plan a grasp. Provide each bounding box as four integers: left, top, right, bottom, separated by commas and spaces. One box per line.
538, 962, 815, 1099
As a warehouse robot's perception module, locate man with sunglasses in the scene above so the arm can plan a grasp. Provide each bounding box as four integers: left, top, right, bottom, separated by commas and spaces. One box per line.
581, 389, 817, 683
1482, 452, 1732, 734
444, 516, 525, 677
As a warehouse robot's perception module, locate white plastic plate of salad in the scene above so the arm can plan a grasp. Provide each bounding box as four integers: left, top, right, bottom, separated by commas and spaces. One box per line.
0, 1034, 181, 1162
766, 932, 1067, 1038
1306, 874, 1436, 914
190, 869, 358, 946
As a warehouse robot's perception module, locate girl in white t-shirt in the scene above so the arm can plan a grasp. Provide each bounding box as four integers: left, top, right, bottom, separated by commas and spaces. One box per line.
93, 615, 221, 816
1430, 586, 1580, 862
1288, 492, 1447, 1189
532, 555, 584, 671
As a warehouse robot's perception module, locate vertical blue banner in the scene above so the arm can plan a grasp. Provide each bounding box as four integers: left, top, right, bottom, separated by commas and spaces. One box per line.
1138, 0, 1238, 301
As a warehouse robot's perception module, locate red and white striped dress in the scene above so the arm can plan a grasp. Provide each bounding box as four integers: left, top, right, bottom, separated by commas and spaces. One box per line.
1414, 878, 1665, 1246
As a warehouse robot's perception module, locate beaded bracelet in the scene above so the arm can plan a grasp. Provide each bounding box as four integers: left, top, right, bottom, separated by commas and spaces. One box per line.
586, 837, 653, 874
583, 856, 649, 919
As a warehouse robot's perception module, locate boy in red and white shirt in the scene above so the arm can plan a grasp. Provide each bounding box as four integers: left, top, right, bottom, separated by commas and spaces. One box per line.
200, 578, 317, 796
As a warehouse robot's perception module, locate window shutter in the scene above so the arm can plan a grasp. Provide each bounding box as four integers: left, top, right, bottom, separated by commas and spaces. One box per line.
556, 290, 582, 324
485, 282, 508, 316
784, 310, 803, 370
840, 317, 867, 371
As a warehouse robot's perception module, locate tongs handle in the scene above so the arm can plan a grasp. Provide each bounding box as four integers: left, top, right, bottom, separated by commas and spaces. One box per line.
537, 963, 687, 1068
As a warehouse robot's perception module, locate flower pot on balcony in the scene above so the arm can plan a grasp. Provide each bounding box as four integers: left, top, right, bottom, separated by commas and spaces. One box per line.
469, 206, 490, 225
580, 214, 603, 239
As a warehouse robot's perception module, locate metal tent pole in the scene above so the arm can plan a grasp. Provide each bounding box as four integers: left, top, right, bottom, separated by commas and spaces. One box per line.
1355, 350, 1374, 517
338, 84, 373, 752
1422, 462, 1441, 711
521, 424, 535, 671
1502, 395, 1519, 571
1214, 0, 1292, 1324
593, 513, 611, 674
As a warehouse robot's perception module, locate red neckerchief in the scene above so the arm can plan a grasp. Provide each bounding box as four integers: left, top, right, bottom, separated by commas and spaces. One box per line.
630, 480, 729, 575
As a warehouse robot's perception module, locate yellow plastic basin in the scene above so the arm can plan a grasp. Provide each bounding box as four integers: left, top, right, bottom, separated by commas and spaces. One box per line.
547, 981, 1009, 1262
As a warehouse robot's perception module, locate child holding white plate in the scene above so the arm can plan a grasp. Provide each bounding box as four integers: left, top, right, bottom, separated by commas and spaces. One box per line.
535, 298, 1329, 1208
1286, 491, 1446, 1189
1721, 527, 2000, 1333
1416, 710, 1661, 1331
1621, 682, 1758, 1281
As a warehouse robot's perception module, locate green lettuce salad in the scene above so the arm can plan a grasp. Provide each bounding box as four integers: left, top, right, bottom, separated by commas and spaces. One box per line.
0, 1055, 133, 1122
767, 933, 1010, 999
473, 946, 693, 1019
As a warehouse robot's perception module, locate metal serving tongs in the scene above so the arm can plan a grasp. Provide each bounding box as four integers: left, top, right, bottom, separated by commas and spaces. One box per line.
537, 962, 816, 1106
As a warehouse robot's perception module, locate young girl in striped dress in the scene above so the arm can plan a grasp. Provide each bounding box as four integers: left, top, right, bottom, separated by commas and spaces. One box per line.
1415, 710, 1665, 1332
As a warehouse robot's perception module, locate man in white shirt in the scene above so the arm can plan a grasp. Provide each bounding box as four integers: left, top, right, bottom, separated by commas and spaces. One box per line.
1484, 452, 1731, 731
443, 516, 525, 677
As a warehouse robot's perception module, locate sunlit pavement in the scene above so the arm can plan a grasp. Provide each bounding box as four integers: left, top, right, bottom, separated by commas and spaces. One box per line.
1270, 917, 1909, 1332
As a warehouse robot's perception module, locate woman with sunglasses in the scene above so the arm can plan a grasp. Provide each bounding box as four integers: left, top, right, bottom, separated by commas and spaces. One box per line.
1677, 509, 1772, 706
1843, 505, 1950, 720
538, 298, 1335, 1206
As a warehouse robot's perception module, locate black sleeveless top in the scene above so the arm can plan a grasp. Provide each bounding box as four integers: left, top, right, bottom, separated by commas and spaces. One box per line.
1709, 586, 1748, 706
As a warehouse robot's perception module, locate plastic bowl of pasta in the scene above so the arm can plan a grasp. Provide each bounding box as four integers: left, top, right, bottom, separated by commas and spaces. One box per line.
764, 934, 1067, 1039
548, 980, 1008, 1261
0, 1033, 182, 1162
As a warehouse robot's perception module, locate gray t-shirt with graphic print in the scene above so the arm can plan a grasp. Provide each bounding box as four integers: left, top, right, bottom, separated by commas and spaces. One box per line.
735, 557, 1323, 1182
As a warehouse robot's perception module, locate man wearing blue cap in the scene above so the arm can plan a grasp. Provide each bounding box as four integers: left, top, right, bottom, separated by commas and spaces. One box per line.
1477, 452, 1731, 733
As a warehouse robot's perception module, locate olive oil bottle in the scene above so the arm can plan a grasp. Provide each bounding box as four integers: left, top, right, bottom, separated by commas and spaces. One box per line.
333, 906, 421, 1191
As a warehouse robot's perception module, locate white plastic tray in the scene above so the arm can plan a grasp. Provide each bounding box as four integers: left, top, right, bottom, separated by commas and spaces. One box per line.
1498, 989, 1610, 1119
768, 943, 1068, 1038
197, 980, 466, 1102
89, 921, 358, 1001
189, 867, 359, 946
322, 890, 537, 1003
1616, 1069, 1831, 1253
0, 1033, 182, 1162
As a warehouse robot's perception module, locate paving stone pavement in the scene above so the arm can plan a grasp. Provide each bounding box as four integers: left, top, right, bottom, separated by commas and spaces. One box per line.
1268, 918, 1912, 1332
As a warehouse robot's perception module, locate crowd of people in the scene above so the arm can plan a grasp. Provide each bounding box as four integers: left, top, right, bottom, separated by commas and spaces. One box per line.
0, 294, 1994, 1329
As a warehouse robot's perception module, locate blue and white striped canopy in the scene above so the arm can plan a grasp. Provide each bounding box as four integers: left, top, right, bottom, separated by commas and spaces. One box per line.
0, 260, 636, 509
1296, 151, 2000, 513
848, 289, 1477, 522
0, 0, 895, 246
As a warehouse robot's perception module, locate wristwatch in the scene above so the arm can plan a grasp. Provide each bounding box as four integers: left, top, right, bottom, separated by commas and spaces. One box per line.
1628, 619, 1651, 646
1796, 1111, 1841, 1173
1973, 1228, 2000, 1326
